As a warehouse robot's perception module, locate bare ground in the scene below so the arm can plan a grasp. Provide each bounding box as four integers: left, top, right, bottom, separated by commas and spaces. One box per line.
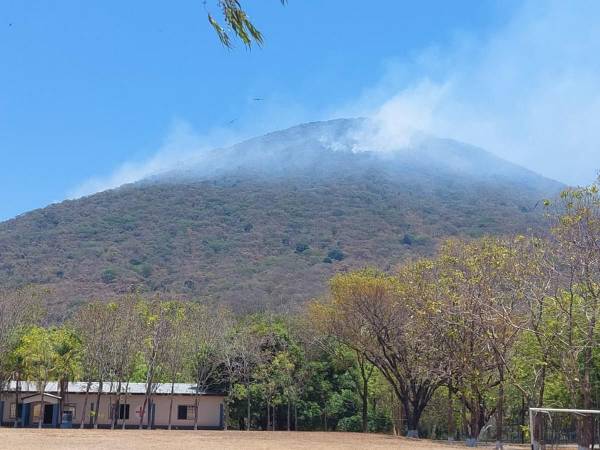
0, 429, 534, 450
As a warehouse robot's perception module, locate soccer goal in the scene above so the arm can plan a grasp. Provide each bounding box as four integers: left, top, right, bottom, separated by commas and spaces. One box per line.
530, 408, 600, 450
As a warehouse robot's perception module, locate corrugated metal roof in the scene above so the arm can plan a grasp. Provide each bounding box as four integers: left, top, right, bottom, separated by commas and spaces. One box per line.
3, 381, 223, 396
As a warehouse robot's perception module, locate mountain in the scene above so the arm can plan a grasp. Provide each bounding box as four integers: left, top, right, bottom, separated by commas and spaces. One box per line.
0, 119, 563, 320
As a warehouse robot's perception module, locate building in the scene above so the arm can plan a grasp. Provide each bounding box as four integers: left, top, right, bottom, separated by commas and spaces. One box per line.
0, 381, 225, 429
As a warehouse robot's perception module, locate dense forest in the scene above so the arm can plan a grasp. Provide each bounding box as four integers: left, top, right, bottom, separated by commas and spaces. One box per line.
1, 180, 600, 448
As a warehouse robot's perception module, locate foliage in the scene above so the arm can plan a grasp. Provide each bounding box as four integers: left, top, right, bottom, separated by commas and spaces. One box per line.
206, 1, 287, 49
5, 163, 599, 443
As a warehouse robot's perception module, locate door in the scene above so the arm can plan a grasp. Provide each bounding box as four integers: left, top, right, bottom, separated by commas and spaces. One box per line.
43, 404, 54, 425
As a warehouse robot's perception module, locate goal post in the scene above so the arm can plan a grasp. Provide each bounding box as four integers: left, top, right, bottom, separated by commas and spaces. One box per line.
530, 407, 600, 450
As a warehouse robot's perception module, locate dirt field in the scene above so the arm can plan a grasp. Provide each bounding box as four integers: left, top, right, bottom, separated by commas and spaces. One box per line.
0, 429, 532, 449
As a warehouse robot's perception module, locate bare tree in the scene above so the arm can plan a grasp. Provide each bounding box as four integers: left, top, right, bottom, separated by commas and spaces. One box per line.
186, 303, 230, 431
72, 302, 116, 428
436, 237, 528, 447
137, 298, 172, 430
223, 323, 263, 430
103, 296, 144, 430
162, 302, 187, 430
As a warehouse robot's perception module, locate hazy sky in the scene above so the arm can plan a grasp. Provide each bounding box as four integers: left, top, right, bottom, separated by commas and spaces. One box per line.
1, 0, 598, 221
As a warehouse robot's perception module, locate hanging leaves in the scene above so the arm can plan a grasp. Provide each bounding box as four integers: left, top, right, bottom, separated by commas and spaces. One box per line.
206, 0, 287, 49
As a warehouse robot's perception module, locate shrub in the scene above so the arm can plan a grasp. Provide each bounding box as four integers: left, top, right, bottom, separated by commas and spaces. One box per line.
101, 268, 117, 283
139, 264, 152, 278
327, 248, 345, 261
295, 243, 309, 253
337, 415, 361, 432
322, 257, 333, 264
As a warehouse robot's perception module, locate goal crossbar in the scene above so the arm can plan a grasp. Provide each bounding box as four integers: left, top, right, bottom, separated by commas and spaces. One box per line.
530, 408, 600, 415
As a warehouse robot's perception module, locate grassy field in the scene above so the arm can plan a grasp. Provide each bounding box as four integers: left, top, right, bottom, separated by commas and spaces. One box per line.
0, 429, 534, 449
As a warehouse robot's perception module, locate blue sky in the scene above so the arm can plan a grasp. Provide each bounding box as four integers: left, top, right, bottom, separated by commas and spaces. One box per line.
1, 0, 598, 221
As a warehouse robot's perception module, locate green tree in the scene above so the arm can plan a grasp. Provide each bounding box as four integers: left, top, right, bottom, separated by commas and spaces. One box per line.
51, 328, 82, 425
15, 327, 56, 428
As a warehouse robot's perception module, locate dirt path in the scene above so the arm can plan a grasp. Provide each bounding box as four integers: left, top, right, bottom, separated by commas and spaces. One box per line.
0, 429, 479, 450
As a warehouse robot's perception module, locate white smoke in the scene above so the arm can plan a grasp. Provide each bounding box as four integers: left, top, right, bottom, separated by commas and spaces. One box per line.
72, 0, 600, 197
69, 121, 237, 198
348, 0, 600, 185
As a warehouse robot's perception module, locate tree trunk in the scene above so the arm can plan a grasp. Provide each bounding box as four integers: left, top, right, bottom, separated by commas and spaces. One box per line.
537, 364, 546, 408
93, 381, 103, 429
266, 401, 270, 431
59, 378, 66, 428
287, 400, 291, 431
140, 353, 156, 430
447, 387, 455, 441
168, 380, 175, 430
531, 410, 545, 450
520, 395, 526, 444
121, 382, 130, 430
361, 376, 369, 433
272, 404, 276, 431
139, 374, 154, 430
495, 370, 505, 449
80, 382, 91, 429
294, 403, 298, 431
14, 376, 20, 428
466, 409, 479, 447
391, 393, 402, 436
403, 398, 420, 438
465, 400, 486, 448
138, 398, 147, 430
147, 393, 154, 430
246, 392, 251, 431
111, 381, 121, 430
194, 394, 199, 431
38, 391, 45, 429
578, 349, 593, 449
223, 398, 229, 431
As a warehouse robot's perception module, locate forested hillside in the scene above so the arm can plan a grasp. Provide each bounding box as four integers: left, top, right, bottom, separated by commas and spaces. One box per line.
0, 119, 562, 318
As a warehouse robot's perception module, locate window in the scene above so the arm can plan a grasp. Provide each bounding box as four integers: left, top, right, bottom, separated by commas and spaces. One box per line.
119, 404, 130, 420
177, 405, 195, 420
110, 404, 130, 420
64, 404, 77, 420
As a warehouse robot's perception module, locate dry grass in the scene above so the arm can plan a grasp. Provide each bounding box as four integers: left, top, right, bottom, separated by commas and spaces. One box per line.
0, 429, 533, 450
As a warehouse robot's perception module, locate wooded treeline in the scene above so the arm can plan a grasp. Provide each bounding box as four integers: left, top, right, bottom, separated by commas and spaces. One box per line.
314, 182, 600, 448
0, 292, 395, 433
1, 182, 600, 447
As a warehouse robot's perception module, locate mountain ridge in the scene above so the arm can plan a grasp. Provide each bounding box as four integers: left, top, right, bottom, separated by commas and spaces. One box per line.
0, 119, 563, 320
